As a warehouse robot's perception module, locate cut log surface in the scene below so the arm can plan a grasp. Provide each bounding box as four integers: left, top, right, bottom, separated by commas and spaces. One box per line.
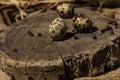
0, 8, 120, 80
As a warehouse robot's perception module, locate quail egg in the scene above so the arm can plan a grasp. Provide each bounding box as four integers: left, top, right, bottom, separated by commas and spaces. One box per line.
72, 14, 93, 33
49, 18, 67, 40
57, 3, 74, 18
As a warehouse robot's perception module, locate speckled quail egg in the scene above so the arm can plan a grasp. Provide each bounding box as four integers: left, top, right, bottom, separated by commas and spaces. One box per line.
72, 14, 93, 33
49, 18, 67, 41
57, 3, 74, 18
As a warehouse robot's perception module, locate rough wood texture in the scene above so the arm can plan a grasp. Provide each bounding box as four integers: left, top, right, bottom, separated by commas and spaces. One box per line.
0, 8, 120, 80
74, 68, 120, 80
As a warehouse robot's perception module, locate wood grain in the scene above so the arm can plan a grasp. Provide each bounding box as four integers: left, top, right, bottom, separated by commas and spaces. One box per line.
0, 8, 120, 80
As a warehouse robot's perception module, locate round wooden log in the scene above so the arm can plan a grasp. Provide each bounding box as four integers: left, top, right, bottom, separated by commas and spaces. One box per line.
0, 8, 120, 80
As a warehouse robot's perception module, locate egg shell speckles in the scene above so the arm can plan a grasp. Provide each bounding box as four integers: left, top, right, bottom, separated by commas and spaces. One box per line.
49, 18, 67, 40
57, 3, 74, 18
72, 14, 93, 33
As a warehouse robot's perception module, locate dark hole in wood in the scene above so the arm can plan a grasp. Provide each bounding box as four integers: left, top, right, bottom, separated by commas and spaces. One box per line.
93, 36, 97, 40
38, 33, 42, 37
28, 76, 34, 80
100, 29, 105, 33
28, 30, 34, 37
115, 26, 118, 29
13, 48, 18, 52
72, 29, 76, 33
11, 76, 16, 80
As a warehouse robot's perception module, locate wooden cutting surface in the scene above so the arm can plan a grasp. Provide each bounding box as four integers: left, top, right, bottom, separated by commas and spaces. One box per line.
0, 8, 120, 61
0, 8, 120, 80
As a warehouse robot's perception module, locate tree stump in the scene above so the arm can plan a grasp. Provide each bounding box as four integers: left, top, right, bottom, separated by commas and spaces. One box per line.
0, 8, 120, 80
